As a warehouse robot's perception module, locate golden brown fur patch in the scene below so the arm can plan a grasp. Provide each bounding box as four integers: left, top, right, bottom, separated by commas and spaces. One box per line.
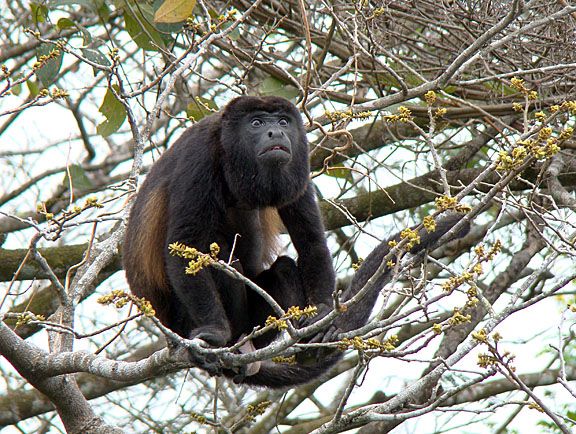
260, 207, 284, 266
127, 187, 169, 293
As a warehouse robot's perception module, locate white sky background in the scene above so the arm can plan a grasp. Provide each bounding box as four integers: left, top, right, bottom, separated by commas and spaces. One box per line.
0, 8, 575, 432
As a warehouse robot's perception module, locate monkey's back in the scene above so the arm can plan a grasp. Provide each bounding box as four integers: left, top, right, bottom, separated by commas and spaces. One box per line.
123, 114, 223, 325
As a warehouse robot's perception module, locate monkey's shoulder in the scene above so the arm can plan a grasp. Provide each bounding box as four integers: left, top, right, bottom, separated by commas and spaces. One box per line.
144, 117, 222, 183
169, 114, 223, 155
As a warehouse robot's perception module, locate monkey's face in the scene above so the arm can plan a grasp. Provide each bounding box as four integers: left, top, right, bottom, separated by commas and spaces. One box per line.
220, 96, 310, 207
247, 112, 294, 166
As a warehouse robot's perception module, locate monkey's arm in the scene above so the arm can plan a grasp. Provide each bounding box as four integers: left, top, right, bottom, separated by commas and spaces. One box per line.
163, 191, 236, 347
278, 183, 335, 306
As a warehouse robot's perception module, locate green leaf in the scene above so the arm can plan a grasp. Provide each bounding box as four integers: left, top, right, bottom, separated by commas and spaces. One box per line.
63, 164, 93, 191
11, 83, 22, 96
35, 44, 64, 88
77, 23, 93, 46
81, 48, 110, 75
57, 17, 76, 30
154, 0, 196, 23
260, 76, 299, 100
30, 2, 48, 24
186, 97, 218, 121
96, 85, 126, 137
324, 166, 353, 181
124, 5, 166, 51
27, 80, 39, 97
55, 17, 91, 45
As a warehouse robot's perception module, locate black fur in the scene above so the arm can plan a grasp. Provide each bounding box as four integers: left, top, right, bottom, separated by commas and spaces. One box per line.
124, 96, 334, 383
123, 96, 469, 388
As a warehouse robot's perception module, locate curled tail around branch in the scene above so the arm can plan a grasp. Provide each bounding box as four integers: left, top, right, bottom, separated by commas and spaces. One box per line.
241, 212, 470, 388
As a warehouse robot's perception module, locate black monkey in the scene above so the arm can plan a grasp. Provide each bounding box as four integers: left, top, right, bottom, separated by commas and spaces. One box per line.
124, 96, 334, 369
123, 96, 468, 388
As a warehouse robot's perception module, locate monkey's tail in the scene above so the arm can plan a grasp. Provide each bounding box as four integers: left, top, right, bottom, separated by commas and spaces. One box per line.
240, 354, 342, 387
244, 213, 469, 388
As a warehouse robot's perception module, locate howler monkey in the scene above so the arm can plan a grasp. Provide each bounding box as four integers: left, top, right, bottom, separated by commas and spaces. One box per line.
123, 96, 468, 388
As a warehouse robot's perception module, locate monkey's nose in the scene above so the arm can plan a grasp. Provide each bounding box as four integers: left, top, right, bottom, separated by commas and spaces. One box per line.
267, 127, 284, 139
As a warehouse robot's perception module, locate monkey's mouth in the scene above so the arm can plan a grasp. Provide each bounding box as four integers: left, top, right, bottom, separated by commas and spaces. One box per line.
260, 144, 290, 155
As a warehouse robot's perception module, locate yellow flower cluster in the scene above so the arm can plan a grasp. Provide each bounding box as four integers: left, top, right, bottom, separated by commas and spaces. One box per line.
85, 196, 103, 208
399, 227, 420, 250
265, 315, 288, 331
441, 241, 502, 293
423, 215, 436, 232
32, 48, 60, 71
37, 87, 69, 100
246, 401, 272, 421
448, 308, 471, 326
435, 195, 471, 213
474, 240, 502, 261
97, 289, 130, 308
271, 355, 297, 365
424, 90, 437, 105
338, 335, 398, 352
441, 272, 473, 292
325, 109, 372, 122
369, 7, 386, 19
50, 88, 69, 99
472, 328, 502, 344
510, 77, 538, 100
561, 100, 576, 114
474, 329, 511, 370
97, 290, 156, 317
497, 126, 570, 171
107, 47, 120, 63
286, 305, 317, 320
265, 305, 317, 330
477, 353, 499, 368
466, 285, 479, 308
383, 106, 412, 123
434, 107, 447, 118
352, 257, 364, 271
15, 312, 46, 327
168, 242, 220, 275
36, 197, 103, 223
528, 403, 545, 413
190, 412, 207, 424
185, 9, 238, 35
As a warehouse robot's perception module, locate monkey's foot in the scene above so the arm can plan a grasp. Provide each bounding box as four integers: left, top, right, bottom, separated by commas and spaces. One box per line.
187, 338, 223, 377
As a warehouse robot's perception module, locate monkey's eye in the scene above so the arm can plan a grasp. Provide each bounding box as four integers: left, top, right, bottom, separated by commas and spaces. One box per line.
251, 118, 264, 128
278, 118, 289, 127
